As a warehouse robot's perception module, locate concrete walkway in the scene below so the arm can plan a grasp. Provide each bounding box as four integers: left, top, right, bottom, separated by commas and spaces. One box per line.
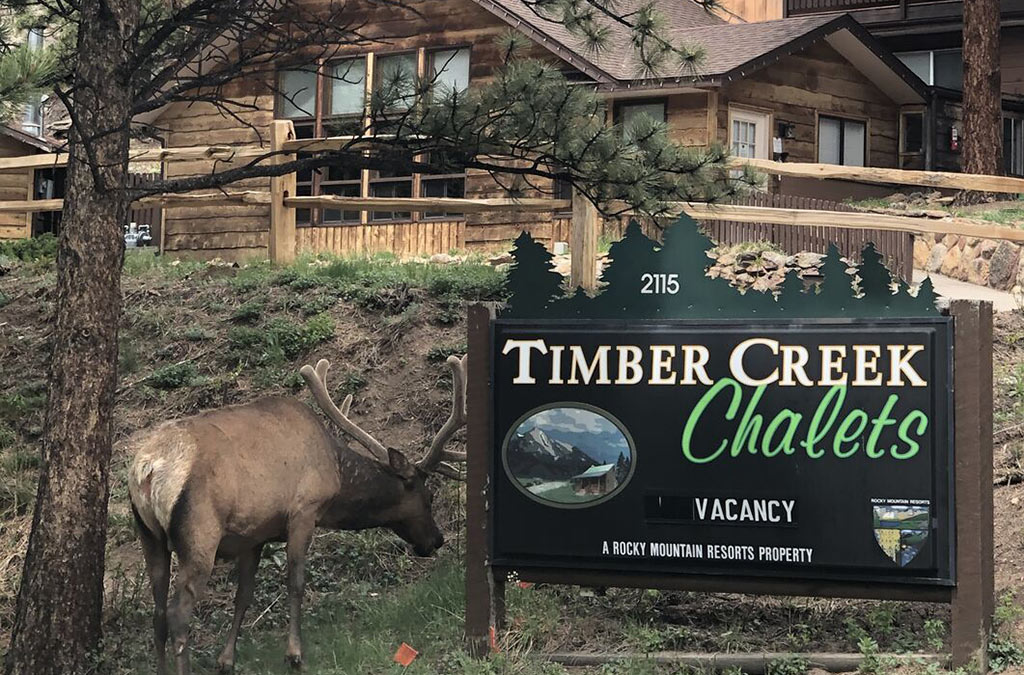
913, 270, 1018, 312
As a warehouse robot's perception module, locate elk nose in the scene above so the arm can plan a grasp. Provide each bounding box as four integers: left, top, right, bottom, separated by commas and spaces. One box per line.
434, 533, 445, 550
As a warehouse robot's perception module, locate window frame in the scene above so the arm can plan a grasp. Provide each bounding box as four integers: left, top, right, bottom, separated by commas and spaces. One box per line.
895, 48, 963, 91
372, 49, 420, 111
1004, 115, 1024, 177
322, 55, 369, 121
614, 98, 668, 142
427, 46, 471, 99
276, 48, 469, 226
900, 108, 926, 156
816, 114, 868, 167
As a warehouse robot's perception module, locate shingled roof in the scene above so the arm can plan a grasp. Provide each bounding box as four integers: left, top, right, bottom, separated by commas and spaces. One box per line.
475, 0, 927, 102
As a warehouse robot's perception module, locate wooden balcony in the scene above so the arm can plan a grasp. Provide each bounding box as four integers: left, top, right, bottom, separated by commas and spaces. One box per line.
785, 0, 1024, 27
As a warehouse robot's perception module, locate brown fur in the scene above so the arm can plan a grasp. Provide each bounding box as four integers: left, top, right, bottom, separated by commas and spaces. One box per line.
127, 396, 444, 675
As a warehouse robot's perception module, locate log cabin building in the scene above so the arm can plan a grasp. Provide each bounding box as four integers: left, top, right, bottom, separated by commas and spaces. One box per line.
717, 0, 1024, 175
138, 0, 929, 261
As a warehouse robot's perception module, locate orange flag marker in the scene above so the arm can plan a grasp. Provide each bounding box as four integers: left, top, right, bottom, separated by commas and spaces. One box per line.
393, 642, 418, 667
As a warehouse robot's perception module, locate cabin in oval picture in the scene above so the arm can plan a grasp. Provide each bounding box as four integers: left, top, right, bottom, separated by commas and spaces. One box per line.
504, 405, 634, 506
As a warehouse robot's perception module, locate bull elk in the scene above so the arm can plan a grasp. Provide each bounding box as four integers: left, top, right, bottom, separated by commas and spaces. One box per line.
127, 355, 467, 675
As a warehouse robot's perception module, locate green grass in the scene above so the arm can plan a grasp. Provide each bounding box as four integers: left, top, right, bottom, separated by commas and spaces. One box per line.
956, 207, 1024, 227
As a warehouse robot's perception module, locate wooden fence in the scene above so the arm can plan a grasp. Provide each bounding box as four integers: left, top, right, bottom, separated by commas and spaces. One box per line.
706, 193, 914, 280
2, 120, 1024, 289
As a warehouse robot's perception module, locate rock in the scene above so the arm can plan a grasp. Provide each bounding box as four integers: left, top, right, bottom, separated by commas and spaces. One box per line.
488, 253, 513, 266
762, 251, 789, 269
430, 253, 457, 264
941, 234, 959, 249
966, 258, 990, 286
989, 241, 1021, 290
939, 245, 961, 277
884, 193, 908, 204
913, 238, 931, 269
737, 251, 758, 263
717, 252, 736, 266
926, 244, 948, 273
975, 239, 999, 260
794, 252, 823, 269
924, 210, 950, 219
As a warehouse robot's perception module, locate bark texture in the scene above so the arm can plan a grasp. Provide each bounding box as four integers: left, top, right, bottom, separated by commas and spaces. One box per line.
962, 0, 1002, 177
3, 0, 135, 671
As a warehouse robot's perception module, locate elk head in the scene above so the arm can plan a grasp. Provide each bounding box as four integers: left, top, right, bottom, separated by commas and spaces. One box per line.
299, 355, 467, 556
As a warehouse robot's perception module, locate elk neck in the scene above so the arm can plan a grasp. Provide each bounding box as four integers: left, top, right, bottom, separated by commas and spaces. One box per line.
319, 442, 415, 530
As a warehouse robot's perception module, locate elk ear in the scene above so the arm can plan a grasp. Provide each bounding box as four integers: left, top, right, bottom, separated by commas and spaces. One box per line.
387, 448, 416, 482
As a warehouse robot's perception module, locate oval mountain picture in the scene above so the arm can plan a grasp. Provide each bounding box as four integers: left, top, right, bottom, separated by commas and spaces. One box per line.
503, 405, 634, 507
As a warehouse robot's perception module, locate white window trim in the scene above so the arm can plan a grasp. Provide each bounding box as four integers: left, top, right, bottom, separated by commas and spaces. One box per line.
728, 107, 771, 160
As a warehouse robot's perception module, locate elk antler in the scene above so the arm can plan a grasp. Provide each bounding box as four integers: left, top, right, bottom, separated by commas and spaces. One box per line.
300, 359, 390, 464
417, 354, 468, 477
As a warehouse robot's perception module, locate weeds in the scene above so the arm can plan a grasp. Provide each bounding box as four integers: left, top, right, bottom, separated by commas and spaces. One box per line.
767, 656, 809, 675
147, 362, 198, 389
990, 637, 1024, 673
0, 233, 58, 262
231, 300, 264, 324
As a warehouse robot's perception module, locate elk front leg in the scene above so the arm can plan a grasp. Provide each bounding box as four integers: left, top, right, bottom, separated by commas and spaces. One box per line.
285, 514, 315, 668
217, 544, 264, 673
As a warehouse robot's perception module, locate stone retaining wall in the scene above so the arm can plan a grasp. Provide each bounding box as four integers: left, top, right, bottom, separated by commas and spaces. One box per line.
914, 234, 1024, 293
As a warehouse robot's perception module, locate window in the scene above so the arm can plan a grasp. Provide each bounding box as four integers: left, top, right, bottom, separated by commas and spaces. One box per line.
328, 58, 366, 116
818, 116, 866, 166
276, 48, 474, 225
1005, 117, 1024, 176
421, 152, 465, 219
728, 108, 770, 160
430, 48, 470, 95
321, 164, 363, 224
26, 27, 43, 51
896, 49, 963, 91
617, 100, 666, 142
278, 69, 317, 119
375, 52, 418, 109
901, 112, 924, 154
369, 164, 413, 221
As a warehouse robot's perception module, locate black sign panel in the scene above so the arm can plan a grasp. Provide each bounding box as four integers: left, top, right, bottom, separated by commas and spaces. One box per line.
490, 318, 954, 586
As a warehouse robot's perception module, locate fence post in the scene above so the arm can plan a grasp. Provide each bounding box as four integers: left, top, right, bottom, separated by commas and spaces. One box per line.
950, 300, 994, 671
269, 120, 297, 264
570, 188, 599, 292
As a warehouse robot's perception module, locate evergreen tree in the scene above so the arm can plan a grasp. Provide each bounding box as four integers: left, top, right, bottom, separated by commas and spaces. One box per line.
0, 15, 56, 123
504, 232, 563, 315
615, 452, 629, 484
593, 220, 660, 315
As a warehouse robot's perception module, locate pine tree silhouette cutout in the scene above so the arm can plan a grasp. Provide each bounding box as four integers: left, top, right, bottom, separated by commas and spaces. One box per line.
857, 242, 894, 302
593, 220, 660, 316
774, 268, 806, 313
504, 232, 564, 316
912, 275, 941, 315
817, 244, 856, 312
550, 286, 592, 318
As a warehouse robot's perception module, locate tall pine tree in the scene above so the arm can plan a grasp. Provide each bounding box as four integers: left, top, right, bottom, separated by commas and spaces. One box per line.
504, 232, 564, 315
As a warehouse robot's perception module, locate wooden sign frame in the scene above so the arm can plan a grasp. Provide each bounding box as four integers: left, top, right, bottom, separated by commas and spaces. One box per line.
465, 299, 993, 669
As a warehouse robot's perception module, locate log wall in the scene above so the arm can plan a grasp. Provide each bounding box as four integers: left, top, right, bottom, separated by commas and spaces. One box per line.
0, 136, 36, 240
716, 42, 901, 168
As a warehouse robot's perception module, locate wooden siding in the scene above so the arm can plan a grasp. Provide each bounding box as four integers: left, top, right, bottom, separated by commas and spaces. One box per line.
0, 135, 36, 239
716, 42, 901, 168
714, 0, 784, 22
297, 220, 465, 256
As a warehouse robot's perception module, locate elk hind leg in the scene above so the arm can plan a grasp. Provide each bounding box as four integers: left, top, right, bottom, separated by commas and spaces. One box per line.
135, 504, 171, 675
166, 496, 220, 675
285, 513, 316, 668
217, 544, 264, 673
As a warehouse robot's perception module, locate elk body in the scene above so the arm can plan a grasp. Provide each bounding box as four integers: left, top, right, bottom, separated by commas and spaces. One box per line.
127, 356, 467, 675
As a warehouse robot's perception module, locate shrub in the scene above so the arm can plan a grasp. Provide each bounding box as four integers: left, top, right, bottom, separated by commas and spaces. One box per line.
230, 300, 264, 324
147, 362, 197, 389
0, 233, 58, 262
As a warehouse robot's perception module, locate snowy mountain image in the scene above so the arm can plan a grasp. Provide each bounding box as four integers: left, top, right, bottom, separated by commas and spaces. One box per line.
504, 406, 633, 505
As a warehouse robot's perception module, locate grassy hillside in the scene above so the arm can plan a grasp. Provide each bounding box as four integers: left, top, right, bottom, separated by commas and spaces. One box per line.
0, 246, 1023, 674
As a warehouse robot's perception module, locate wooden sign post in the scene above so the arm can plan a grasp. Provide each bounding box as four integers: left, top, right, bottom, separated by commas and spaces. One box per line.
465, 217, 993, 669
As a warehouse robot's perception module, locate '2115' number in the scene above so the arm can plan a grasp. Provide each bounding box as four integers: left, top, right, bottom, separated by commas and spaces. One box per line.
640, 273, 680, 295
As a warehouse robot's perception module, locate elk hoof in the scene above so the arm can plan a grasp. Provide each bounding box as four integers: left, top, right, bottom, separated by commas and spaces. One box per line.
286, 653, 303, 670
216, 655, 234, 673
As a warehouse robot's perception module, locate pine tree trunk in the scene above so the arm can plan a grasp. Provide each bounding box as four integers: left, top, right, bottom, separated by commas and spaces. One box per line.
3, 0, 135, 672
961, 0, 1002, 179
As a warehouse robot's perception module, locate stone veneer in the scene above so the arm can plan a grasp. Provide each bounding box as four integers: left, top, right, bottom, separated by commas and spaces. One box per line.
914, 234, 1024, 293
